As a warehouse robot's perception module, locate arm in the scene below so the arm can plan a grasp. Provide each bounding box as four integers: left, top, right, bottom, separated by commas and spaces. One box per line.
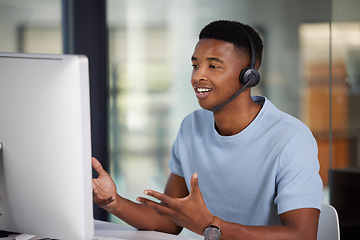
139, 172, 320, 240
218, 208, 320, 240
92, 157, 189, 234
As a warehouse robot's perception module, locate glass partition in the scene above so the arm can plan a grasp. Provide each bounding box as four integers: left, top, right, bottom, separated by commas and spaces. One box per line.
331, 2, 360, 169
330, 0, 360, 238
0, 0, 62, 54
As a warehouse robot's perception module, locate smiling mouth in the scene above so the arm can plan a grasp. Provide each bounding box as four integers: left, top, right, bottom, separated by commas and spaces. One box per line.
195, 87, 212, 94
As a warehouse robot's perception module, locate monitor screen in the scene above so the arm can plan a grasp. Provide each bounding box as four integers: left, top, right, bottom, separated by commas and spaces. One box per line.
0, 52, 94, 239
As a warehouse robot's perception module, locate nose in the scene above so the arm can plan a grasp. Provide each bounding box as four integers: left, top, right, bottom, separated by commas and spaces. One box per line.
192, 66, 207, 83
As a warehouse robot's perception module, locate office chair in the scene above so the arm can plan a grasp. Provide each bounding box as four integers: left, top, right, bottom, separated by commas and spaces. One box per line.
317, 203, 340, 240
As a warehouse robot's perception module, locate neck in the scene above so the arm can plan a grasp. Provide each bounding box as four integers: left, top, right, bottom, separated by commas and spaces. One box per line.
213, 95, 262, 136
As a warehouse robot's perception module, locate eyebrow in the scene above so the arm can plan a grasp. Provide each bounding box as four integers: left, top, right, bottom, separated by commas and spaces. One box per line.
191, 56, 224, 63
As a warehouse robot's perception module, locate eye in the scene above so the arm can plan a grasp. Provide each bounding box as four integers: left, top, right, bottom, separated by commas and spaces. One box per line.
192, 64, 199, 69
209, 64, 219, 69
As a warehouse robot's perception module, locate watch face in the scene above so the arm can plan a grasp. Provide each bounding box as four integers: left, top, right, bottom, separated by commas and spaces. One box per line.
204, 226, 221, 240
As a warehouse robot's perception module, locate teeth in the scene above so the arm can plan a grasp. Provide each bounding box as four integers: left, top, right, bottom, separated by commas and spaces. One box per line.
197, 88, 211, 93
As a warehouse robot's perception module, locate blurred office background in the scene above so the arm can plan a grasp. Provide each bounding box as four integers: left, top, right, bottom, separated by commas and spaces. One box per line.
1, 0, 359, 238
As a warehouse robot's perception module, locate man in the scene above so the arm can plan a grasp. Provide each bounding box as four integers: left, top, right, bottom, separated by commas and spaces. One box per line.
92, 20, 323, 240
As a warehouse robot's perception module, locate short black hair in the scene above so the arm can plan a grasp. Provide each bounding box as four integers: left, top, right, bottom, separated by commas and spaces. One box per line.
199, 20, 263, 67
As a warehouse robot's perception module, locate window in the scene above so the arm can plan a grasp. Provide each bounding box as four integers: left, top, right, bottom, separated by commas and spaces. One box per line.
0, 0, 62, 54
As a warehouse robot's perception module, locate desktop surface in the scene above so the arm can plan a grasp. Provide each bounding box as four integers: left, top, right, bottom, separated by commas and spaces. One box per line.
94, 220, 198, 240
0, 220, 198, 240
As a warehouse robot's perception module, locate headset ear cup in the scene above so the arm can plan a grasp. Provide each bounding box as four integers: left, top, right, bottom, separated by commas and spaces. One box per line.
239, 67, 250, 85
240, 68, 260, 87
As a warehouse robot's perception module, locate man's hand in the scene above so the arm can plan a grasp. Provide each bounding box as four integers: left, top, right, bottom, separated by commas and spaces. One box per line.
92, 157, 118, 212
137, 173, 213, 235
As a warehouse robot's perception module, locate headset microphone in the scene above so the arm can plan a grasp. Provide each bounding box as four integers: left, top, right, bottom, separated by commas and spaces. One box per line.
211, 79, 252, 112
212, 33, 260, 112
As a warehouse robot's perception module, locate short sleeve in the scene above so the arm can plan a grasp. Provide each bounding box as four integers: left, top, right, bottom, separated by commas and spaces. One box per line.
168, 131, 184, 177
274, 127, 323, 214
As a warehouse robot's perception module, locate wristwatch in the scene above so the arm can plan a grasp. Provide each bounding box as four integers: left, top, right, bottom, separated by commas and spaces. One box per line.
203, 216, 221, 240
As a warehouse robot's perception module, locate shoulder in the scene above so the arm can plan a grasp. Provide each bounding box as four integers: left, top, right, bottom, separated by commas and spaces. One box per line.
183, 108, 212, 121
253, 96, 317, 156
180, 109, 213, 129
259, 96, 313, 137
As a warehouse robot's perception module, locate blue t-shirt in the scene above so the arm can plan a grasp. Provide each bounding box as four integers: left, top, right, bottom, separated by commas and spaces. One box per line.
168, 96, 323, 226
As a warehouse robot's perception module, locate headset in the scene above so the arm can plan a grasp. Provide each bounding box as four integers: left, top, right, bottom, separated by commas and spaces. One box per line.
212, 32, 260, 112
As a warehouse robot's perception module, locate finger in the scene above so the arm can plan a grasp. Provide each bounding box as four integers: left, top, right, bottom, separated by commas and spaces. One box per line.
190, 172, 200, 195
92, 179, 103, 192
92, 179, 98, 191
95, 195, 115, 208
92, 157, 107, 176
137, 196, 176, 217
143, 190, 175, 206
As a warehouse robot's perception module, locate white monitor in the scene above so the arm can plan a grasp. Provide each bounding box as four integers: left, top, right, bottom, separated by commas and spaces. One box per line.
0, 52, 94, 239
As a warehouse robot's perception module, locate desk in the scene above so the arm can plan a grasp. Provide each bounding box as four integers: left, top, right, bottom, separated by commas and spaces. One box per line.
0, 220, 199, 240
94, 220, 198, 240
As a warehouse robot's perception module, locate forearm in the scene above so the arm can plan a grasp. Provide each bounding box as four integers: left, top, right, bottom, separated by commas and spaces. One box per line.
219, 222, 307, 240
218, 217, 317, 240
202, 208, 319, 240
108, 194, 182, 234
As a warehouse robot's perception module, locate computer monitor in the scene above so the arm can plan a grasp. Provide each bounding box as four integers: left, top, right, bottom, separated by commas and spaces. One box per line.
0, 52, 94, 239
